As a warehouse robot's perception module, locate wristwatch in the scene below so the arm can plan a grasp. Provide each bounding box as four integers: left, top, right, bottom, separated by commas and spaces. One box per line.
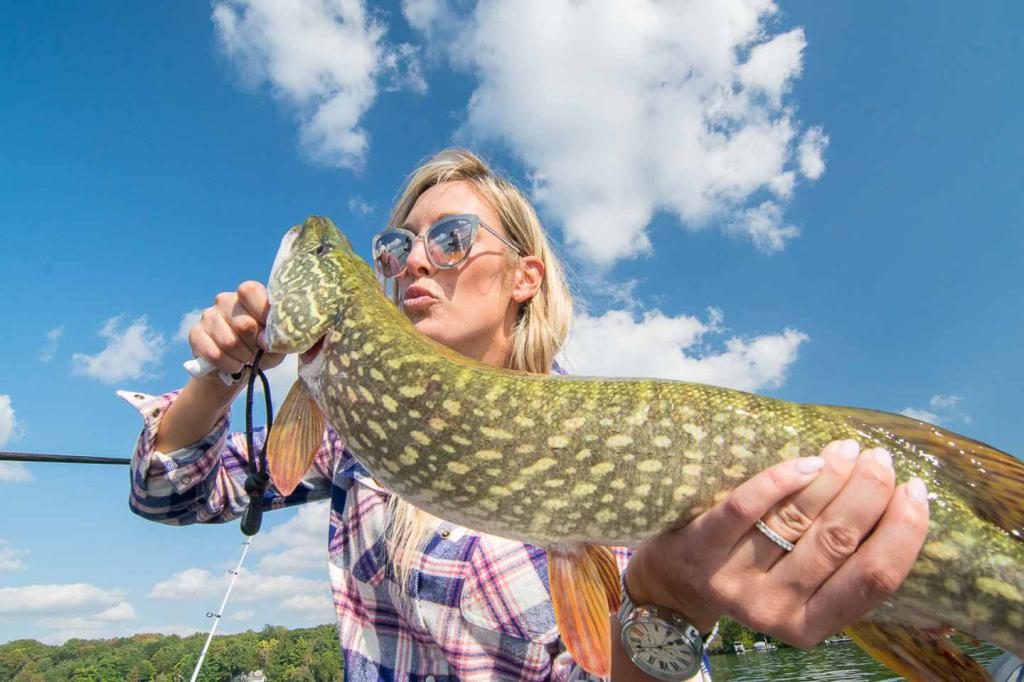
618, 577, 706, 680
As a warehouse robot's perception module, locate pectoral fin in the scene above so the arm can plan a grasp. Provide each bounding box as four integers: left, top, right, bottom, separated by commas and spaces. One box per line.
266, 380, 325, 496
547, 544, 621, 678
846, 621, 992, 681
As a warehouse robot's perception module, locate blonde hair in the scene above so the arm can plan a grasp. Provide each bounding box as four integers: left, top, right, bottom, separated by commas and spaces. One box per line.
384, 148, 574, 586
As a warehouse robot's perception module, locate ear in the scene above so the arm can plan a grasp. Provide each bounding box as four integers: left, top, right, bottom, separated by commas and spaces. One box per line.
511, 255, 545, 304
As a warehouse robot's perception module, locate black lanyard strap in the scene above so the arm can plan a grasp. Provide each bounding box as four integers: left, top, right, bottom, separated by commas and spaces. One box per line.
241, 349, 274, 536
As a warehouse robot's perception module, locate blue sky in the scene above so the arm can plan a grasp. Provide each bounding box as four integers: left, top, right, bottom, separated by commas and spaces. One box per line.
1, 1, 1021, 644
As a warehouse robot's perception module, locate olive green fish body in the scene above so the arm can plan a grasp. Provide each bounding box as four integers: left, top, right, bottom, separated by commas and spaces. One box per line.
270, 217, 1024, 664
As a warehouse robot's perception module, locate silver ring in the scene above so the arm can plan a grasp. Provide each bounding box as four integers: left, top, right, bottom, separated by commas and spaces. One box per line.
755, 519, 795, 552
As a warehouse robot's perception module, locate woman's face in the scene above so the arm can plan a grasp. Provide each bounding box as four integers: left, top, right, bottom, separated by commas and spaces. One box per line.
395, 181, 526, 366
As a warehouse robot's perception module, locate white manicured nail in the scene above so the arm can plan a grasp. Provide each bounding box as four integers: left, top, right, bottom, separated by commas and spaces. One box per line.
796, 456, 825, 474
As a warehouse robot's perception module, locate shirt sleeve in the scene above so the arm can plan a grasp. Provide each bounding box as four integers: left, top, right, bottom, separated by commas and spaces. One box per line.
120, 389, 339, 526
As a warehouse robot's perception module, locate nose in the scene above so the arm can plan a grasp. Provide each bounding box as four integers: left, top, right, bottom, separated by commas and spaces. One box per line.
403, 233, 435, 279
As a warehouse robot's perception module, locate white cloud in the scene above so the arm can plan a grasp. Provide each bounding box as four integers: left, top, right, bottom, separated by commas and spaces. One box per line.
71, 316, 167, 384
899, 407, 941, 424
0, 539, 28, 572
149, 567, 222, 600
0, 396, 32, 483
212, 0, 424, 169
410, 0, 825, 265
278, 592, 335, 622
901, 394, 970, 426
558, 308, 808, 392
798, 126, 829, 180
348, 195, 374, 216
37, 601, 136, 630
39, 326, 64, 362
255, 500, 330, 573
255, 353, 300, 413
231, 609, 256, 621
0, 583, 125, 614
176, 308, 203, 343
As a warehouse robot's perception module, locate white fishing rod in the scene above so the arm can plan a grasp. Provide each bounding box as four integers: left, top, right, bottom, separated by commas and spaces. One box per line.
189, 539, 253, 682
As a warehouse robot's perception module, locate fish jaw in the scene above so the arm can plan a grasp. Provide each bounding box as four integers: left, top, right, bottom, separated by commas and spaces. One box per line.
264, 216, 350, 354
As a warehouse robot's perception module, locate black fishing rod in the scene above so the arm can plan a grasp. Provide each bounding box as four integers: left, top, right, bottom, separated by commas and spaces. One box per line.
0, 451, 130, 465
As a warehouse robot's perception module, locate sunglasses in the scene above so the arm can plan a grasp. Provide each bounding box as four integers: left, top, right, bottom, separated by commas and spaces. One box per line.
371, 214, 523, 279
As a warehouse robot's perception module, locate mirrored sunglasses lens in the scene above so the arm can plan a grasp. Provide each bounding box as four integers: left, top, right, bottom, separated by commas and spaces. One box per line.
427, 218, 474, 267
373, 232, 411, 277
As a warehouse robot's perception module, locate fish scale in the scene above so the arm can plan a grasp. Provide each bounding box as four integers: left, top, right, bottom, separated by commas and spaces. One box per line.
265, 216, 1024, 679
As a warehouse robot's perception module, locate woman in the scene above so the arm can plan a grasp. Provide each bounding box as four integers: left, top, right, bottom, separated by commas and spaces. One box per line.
127, 149, 930, 680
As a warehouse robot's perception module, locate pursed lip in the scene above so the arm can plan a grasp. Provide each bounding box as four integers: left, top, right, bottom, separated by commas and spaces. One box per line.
402, 283, 441, 310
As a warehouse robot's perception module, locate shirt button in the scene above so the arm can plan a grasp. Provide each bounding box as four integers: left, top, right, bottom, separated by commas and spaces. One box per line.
440, 530, 450, 538
181, 475, 191, 485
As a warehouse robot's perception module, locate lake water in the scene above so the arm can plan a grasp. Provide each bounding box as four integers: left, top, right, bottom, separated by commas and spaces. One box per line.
707, 641, 1005, 681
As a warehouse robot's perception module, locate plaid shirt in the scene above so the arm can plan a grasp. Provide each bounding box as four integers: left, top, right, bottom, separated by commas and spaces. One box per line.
122, 386, 712, 682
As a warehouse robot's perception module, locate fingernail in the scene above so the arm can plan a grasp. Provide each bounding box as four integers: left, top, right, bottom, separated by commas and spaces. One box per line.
906, 477, 928, 504
837, 439, 860, 461
872, 448, 893, 469
257, 329, 270, 351
795, 456, 825, 474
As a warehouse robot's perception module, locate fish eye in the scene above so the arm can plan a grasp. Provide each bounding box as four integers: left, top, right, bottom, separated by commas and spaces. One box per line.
314, 242, 331, 256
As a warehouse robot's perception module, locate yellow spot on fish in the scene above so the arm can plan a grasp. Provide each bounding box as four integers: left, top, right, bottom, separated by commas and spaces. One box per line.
441, 444, 455, 454
601, 493, 614, 503
1009, 612, 1024, 629
432, 479, 456, 492
480, 499, 499, 512
610, 479, 626, 490
637, 460, 663, 473
733, 426, 756, 440
682, 423, 706, 442
976, 577, 1023, 602
516, 443, 535, 454
548, 435, 571, 448
684, 450, 704, 461
625, 499, 644, 511
730, 444, 753, 460
713, 435, 725, 446
340, 354, 351, 367
573, 483, 597, 496
358, 386, 375, 403
723, 464, 746, 479
713, 490, 729, 503
682, 464, 702, 477
367, 420, 387, 441
370, 368, 385, 382
543, 499, 569, 510
924, 542, 961, 562
409, 409, 421, 419
599, 418, 613, 427
429, 417, 447, 431
489, 485, 512, 497
480, 426, 514, 440
563, 416, 585, 431
362, 341, 375, 354
447, 461, 470, 475
451, 435, 471, 446
443, 399, 461, 415
381, 395, 398, 413
943, 578, 961, 595
635, 484, 651, 496
780, 440, 801, 459
346, 386, 358, 403
514, 415, 535, 428
625, 405, 650, 426
545, 478, 565, 487
672, 484, 696, 502
411, 431, 431, 446
508, 480, 526, 492
399, 385, 425, 399
575, 448, 592, 461
522, 457, 557, 475
652, 435, 672, 448
399, 446, 419, 466
596, 509, 617, 524
606, 434, 633, 449
590, 462, 614, 476
475, 449, 502, 461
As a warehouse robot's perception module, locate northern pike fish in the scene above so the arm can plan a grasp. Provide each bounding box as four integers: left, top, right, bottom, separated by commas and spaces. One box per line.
262, 216, 1024, 679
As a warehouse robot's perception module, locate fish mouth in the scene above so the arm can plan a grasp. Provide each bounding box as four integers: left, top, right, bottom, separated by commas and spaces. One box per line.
299, 335, 326, 364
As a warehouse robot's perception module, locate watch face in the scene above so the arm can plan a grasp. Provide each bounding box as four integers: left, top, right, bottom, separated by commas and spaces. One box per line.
622, 619, 699, 679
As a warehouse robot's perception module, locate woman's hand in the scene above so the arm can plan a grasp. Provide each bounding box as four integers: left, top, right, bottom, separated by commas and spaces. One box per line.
152, 281, 286, 454
625, 440, 930, 647
188, 280, 285, 375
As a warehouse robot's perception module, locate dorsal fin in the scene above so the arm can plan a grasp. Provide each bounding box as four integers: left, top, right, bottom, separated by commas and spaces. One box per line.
818, 405, 1024, 541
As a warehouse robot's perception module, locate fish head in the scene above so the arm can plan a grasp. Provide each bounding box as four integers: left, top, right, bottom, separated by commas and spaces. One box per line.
264, 215, 353, 355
